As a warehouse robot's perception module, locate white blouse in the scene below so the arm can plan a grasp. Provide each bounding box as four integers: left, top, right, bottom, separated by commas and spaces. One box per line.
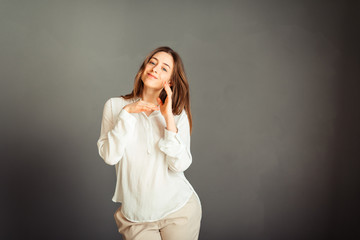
97, 96, 201, 222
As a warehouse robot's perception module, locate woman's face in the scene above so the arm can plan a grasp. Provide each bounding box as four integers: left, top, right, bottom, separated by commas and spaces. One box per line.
141, 51, 174, 91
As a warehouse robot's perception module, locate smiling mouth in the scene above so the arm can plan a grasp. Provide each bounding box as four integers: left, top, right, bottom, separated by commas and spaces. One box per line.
148, 73, 157, 79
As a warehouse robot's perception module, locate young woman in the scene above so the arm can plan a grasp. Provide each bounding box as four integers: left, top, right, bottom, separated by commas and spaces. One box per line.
97, 46, 202, 240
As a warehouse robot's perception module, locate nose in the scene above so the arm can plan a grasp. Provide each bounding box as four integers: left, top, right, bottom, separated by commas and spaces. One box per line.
152, 64, 159, 73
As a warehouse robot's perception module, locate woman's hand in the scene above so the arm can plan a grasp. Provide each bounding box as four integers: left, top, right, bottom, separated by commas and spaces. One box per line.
157, 81, 177, 133
157, 81, 173, 118
123, 100, 159, 113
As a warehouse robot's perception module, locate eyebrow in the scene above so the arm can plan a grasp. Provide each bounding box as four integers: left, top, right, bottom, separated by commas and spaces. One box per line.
152, 57, 171, 69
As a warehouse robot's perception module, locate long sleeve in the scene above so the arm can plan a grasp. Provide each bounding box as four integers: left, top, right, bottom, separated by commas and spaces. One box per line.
97, 98, 137, 165
158, 110, 192, 172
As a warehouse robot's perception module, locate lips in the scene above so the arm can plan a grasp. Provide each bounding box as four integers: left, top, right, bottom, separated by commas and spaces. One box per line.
148, 73, 158, 79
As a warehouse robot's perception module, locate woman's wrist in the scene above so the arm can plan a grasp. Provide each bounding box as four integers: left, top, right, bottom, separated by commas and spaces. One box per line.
164, 114, 177, 133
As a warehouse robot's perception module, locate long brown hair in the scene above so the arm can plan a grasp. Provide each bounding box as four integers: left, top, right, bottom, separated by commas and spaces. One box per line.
121, 46, 193, 134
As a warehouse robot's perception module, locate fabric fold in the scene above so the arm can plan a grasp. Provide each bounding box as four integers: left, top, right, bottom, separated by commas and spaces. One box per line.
97, 98, 137, 165
158, 111, 192, 172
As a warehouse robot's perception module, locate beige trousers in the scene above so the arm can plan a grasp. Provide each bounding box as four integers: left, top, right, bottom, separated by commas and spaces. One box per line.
114, 193, 202, 240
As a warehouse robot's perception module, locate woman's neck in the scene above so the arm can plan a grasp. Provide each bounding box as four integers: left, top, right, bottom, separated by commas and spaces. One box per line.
141, 88, 161, 105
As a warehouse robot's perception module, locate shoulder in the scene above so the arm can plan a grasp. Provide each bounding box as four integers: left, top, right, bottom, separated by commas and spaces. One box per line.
105, 96, 139, 106
178, 108, 188, 118
174, 109, 188, 123
103, 96, 139, 115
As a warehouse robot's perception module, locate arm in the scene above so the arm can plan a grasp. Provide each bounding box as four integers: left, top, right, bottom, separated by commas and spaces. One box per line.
97, 98, 137, 165
158, 111, 192, 172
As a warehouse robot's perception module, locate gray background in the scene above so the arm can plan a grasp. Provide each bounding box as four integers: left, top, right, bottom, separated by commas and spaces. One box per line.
1, 0, 359, 239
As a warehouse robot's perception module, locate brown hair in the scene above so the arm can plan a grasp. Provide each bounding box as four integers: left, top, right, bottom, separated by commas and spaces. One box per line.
121, 46, 193, 134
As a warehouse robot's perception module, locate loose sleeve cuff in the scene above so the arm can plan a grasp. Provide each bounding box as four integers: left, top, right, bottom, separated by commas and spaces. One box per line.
158, 127, 185, 157
163, 128, 178, 141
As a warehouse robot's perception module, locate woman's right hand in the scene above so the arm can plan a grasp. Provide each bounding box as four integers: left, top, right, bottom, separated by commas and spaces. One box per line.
123, 100, 160, 113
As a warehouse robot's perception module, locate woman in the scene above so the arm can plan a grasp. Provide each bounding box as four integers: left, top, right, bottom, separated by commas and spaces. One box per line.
97, 46, 202, 240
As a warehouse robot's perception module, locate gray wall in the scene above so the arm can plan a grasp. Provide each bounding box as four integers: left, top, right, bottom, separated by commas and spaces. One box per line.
1, 1, 359, 239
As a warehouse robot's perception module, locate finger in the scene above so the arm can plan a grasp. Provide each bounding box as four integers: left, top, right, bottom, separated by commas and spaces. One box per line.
143, 104, 159, 110
139, 106, 157, 112
142, 105, 159, 111
139, 106, 148, 111
157, 98, 163, 106
163, 81, 172, 97
146, 103, 160, 110
139, 101, 159, 108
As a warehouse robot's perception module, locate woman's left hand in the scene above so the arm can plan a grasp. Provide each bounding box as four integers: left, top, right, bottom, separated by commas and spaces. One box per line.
157, 81, 173, 118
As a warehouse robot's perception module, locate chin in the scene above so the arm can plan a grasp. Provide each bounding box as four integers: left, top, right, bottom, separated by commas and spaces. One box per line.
142, 81, 161, 90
